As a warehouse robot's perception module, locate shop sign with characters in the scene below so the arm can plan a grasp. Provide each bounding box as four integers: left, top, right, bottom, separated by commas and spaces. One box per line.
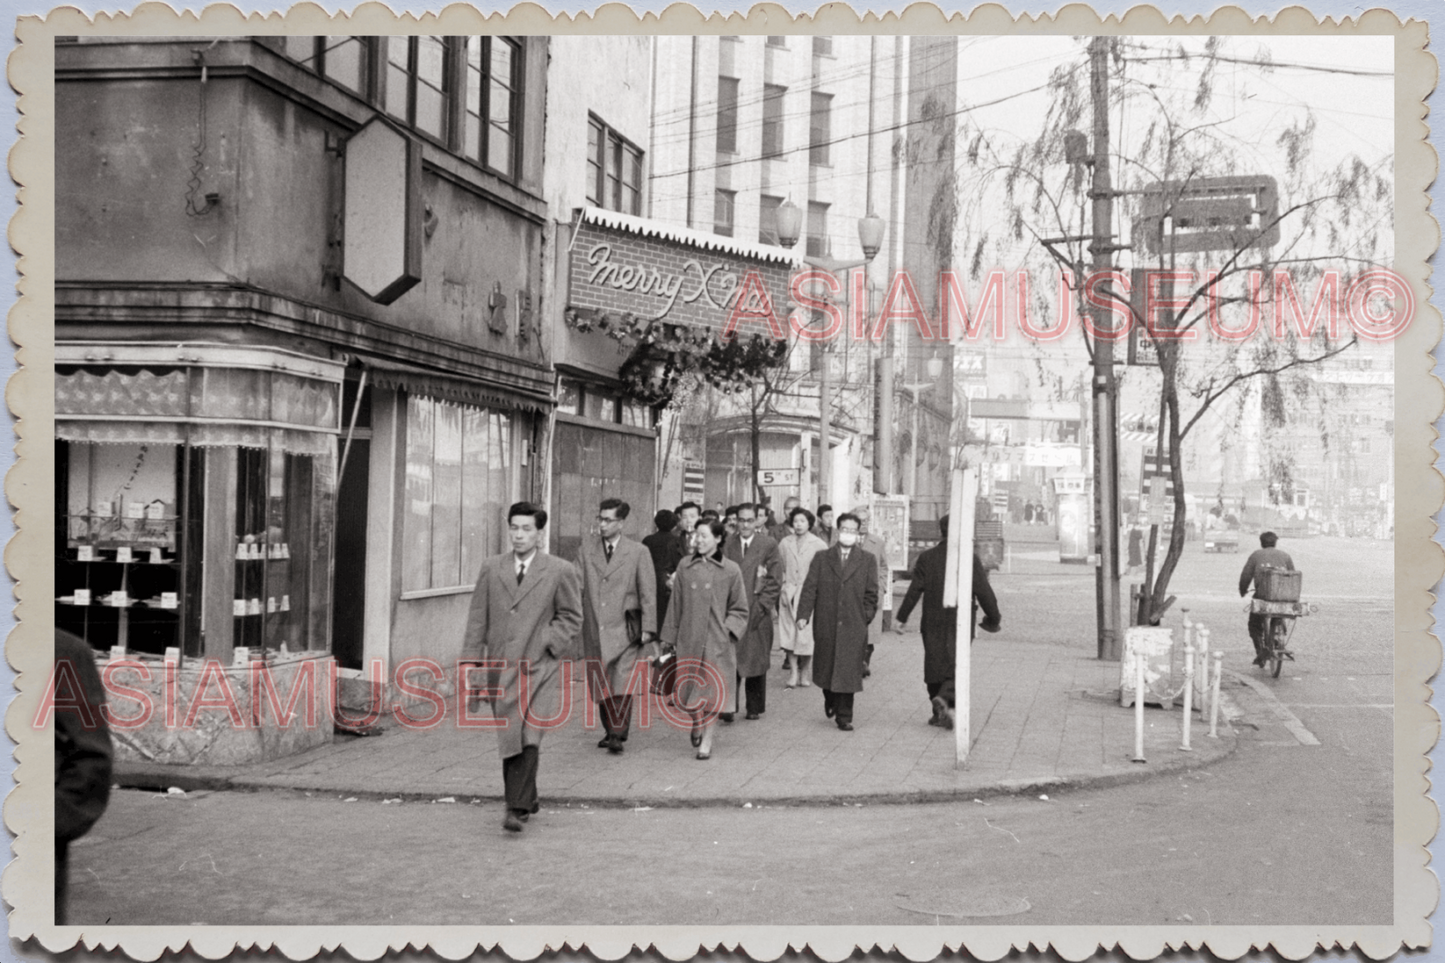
561, 209, 794, 403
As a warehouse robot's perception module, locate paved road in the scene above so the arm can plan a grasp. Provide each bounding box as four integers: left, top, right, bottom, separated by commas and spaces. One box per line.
66, 534, 1394, 927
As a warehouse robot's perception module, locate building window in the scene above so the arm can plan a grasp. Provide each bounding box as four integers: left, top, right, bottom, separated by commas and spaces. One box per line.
403, 396, 516, 592
277, 36, 371, 97
766, 36, 788, 47
812, 36, 833, 56
809, 92, 833, 166
714, 189, 736, 237
762, 84, 786, 158
759, 194, 783, 246
383, 36, 451, 143
806, 201, 830, 257
716, 76, 740, 154
464, 36, 521, 178
586, 116, 643, 215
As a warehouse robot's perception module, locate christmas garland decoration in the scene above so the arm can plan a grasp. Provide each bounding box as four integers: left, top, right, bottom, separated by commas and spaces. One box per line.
565, 308, 788, 407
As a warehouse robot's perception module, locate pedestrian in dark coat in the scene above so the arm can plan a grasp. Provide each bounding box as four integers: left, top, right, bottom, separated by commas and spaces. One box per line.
895, 515, 1001, 727
1128, 526, 1144, 573
578, 498, 657, 752
796, 513, 878, 730
461, 503, 584, 833
660, 520, 750, 759
642, 510, 684, 627
54, 630, 112, 925
722, 503, 783, 720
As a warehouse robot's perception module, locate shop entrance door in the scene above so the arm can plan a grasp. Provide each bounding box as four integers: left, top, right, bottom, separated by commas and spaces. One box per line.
331, 438, 369, 669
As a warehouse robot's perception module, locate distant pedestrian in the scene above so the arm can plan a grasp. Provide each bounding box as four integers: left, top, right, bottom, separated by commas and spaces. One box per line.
778, 507, 828, 688
770, 496, 801, 542
894, 516, 1002, 729
724, 503, 784, 721
674, 501, 701, 556
461, 503, 584, 833
816, 504, 835, 545
1128, 526, 1144, 574
54, 629, 112, 925
660, 519, 749, 760
724, 505, 740, 537
1024, 502, 1035, 524
578, 498, 657, 754
643, 510, 684, 627
797, 512, 879, 731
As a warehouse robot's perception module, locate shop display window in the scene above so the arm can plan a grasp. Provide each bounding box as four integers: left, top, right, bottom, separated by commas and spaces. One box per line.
56, 439, 202, 656
403, 395, 520, 592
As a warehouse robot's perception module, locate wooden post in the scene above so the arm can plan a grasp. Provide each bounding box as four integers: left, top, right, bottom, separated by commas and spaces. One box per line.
944, 467, 978, 767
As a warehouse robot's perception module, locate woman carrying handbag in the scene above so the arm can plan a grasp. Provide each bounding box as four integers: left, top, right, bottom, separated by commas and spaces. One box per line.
658, 520, 749, 759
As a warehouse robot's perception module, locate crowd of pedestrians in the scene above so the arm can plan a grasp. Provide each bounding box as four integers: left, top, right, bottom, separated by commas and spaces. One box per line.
460, 497, 1002, 833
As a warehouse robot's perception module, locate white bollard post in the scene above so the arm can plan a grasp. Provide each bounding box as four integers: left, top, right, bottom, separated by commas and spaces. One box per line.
1195, 626, 1211, 715
1179, 642, 1194, 751
1209, 650, 1224, 738
1132, 651, 1147, 763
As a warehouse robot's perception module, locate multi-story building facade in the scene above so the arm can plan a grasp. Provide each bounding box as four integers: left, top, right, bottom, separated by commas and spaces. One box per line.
55, 35, 554, 760
648, 35, 958, 520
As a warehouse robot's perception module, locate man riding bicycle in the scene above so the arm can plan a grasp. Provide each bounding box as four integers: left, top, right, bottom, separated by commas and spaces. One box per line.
1238, 531, 1295, 667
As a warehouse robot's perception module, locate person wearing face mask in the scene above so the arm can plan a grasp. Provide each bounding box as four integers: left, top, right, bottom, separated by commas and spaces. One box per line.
796, 513, 879, 731
723, 502, 784, 721
848, 504, 890, 678
660, 519, 750, 759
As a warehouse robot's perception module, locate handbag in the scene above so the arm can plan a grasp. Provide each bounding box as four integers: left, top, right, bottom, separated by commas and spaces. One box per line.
650, 642, 678, 696
624, 608, 643, 646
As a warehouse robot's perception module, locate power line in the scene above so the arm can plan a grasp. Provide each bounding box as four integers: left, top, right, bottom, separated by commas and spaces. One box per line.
1122, 52, 1392, 78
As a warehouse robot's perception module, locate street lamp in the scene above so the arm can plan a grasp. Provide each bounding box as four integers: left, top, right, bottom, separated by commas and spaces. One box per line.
776, 201, 886, 509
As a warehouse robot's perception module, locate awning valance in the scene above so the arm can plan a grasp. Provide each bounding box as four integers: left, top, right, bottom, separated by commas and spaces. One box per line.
54, 342, 343, 457
358, 356, 551, 414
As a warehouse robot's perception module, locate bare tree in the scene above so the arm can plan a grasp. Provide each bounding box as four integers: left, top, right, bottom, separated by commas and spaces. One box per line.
953, 37, 1394, 621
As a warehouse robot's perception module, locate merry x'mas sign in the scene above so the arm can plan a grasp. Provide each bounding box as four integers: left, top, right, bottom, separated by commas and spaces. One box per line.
566, 208, 793, 339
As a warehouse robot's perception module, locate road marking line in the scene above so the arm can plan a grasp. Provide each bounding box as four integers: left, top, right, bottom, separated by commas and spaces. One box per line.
1223, 669, 1322, 746
1285, 703, 1393, 710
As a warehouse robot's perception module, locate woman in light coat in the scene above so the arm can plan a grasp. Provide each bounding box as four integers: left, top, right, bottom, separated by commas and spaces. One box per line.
777, 507, 829, 688
659, 520, 750, 759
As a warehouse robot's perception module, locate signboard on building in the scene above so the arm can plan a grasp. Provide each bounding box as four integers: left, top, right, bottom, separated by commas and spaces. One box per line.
870, 496, 911, 574
757, 467, 800, 487
565, 208, 793, 339
964, 445, 1083, 468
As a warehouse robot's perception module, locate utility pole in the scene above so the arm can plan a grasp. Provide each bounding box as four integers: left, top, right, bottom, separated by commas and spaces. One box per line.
819, 337, 831, 507
1089, 36, 1123, 660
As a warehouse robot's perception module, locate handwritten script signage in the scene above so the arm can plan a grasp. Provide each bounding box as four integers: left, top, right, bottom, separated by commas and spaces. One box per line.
568, 219, 792, 334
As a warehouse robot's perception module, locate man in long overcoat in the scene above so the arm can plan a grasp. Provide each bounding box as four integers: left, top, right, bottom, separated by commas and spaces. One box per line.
579, 497, 657, 753
797, 512, 879, 730
895, 514, 1002, 727
461, 502, 583, 833
851, 504, 890, 675
723, 503, 783, 720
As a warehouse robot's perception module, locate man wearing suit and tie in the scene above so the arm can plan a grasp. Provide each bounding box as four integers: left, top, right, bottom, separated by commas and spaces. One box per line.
579, 498, 658, 754
723, 502, 784, 721
461, 502, 583, 833
796, 512, 879, 731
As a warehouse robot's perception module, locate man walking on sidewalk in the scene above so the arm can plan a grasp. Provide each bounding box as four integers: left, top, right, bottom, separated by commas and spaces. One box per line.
851, 504, 889, 678
579, 498, 657, 754
894, 514, 1002, 728
724, 503, 783, 721
461, 503, 583, 833
797, 512, 879, 731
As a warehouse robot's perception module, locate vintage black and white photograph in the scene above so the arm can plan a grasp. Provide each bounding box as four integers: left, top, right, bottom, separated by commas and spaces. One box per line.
16, 7, 1437, 957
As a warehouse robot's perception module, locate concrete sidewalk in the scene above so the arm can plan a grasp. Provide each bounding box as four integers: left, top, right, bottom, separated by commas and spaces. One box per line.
115, 628, 1237, 807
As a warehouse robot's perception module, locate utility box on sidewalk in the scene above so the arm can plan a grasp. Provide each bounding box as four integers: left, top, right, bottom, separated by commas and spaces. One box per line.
1120, 627, 1175, 708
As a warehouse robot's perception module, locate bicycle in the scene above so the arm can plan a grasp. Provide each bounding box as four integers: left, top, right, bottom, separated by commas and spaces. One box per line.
1248, 597, 1314, 678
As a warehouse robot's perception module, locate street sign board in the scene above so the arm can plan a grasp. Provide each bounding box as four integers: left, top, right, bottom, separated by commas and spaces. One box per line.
1138, 175, 1280, 255
756, 468, 799, 487
1140, 444, 1176, 502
